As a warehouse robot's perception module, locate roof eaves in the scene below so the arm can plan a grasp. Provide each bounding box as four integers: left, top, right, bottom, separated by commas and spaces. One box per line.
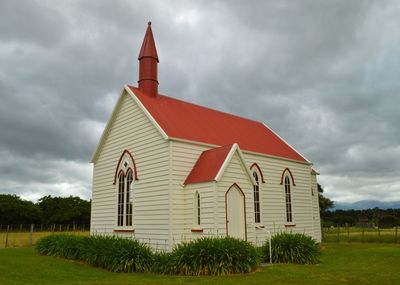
311, 168, 320, 175
262, 123, 311, 164
169, 137, 311, 165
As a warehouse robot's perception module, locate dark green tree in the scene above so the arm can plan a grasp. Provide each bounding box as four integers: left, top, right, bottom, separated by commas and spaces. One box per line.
0, 194, 42, 225
378, 215, 400, 228
38, 195, 91, 225
318, 183, 334, 219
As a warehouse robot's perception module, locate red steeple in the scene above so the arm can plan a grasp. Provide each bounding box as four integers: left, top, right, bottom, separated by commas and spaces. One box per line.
138, 22, 159, 97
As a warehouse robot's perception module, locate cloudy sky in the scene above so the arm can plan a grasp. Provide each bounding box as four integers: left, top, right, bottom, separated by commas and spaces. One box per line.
1, 0, 399, 203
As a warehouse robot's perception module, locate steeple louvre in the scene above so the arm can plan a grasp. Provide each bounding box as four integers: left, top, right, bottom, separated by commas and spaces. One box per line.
138, 22, 159, 97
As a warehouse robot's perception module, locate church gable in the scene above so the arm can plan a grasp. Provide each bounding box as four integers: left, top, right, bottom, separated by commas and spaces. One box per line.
184, 144, 255, 186
91, 88, 168, 164
90, 87, 171, 241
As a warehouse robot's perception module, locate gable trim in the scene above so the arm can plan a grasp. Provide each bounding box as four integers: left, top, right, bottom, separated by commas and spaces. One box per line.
125, 85, 169, 140
280, 167, 296, 186
91, 86, 169, 163
91, 90, 126, 163
250, 163, 266, 183
215, 144, 256, 185
113, 149, 139, 184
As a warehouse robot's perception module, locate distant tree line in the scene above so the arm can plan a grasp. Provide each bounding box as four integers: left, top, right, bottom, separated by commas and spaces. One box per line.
322, 208, 400, 228
0, 194, 91, 225
318, 184, 400, 228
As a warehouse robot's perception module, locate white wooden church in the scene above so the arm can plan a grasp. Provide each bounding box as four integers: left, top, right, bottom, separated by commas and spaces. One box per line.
90, 23, 321, 250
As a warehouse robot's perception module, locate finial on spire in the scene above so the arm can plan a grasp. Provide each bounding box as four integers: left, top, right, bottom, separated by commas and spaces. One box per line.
138, 22, 159, 97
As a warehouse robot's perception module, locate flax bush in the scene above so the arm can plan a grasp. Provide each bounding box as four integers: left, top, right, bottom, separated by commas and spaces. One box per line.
37, 235, 261, 275
262, 232, 320, 264
36, 234, 153, 272
158, 237, 261, 275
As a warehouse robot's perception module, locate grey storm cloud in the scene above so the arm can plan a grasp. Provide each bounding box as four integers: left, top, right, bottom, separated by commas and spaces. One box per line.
0, 0, 399, 203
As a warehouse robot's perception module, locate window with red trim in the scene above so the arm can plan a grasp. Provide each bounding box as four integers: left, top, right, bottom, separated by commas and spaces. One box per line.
117, 172, 125, 226
195, 191, 201, 226
284, 176, 293, 223
253, 172, 261, 223
126, 170, 133, 227
115, 150, 136, 228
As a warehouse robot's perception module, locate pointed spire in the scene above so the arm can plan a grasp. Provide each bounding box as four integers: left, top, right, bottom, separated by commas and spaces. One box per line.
138, 22, 159, 97
138, 22, 159, 62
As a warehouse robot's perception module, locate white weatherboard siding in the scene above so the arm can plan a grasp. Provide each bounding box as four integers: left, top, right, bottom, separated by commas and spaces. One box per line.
91, 91, 171, 249
170, 141, 210, 243
183, 182, 215, 241
311, 174, 322, 241
243, 152, 320, 241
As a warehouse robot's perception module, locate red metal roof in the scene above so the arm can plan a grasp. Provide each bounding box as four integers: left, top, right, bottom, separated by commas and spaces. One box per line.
138, 22, 159, 62
184, 145, 233, 185
128, 86, 307, 163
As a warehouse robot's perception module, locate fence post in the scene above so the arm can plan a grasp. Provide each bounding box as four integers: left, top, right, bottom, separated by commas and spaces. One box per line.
378, 227, 381, 243
362, 226, 365, 243
337, 225, 340, 242
29, 224, 34, 247
5, 225, 10, 248
396, 226, 398, 243
347, 224, 350, 242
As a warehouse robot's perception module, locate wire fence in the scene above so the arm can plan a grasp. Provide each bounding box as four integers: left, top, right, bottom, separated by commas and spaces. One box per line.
0, 224, 89, 248
322, 225, 399, 243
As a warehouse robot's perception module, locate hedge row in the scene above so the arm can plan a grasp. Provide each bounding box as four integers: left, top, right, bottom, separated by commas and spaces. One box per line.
36, 232, 320, 275
37, 235, 261, 275
36, 234, 153, 272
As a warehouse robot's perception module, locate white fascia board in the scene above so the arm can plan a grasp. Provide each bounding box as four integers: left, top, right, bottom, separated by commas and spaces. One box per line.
214, 144, 237, 182
215, 143, 256, 185
236, 146, 257, 185
124, 85, 169, 140
262, 123, 311, 164
91, 89, 126, 163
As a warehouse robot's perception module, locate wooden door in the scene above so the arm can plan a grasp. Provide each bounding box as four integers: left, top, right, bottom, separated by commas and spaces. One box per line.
226, 185, 246, 240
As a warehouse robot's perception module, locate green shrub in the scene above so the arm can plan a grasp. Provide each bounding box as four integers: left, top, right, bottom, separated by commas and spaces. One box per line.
36, 234, 153, 272
262, 232, 320, 264
37, 235, 262, 275
159, 237, 261, 276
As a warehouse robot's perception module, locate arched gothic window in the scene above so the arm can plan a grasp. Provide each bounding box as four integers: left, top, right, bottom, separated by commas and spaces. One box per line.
126, 169, 133, 227
284, 176, 293, 223
195, 191, 201, 226
117, 171, 125, 226
253, 172, 261, 223
114, 150, 137, 228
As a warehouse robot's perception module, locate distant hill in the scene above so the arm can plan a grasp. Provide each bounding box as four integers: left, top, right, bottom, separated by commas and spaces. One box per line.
333, 200, 400, 211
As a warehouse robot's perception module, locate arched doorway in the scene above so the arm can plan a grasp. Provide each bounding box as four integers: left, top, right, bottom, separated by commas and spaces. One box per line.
225, 184, 247, 240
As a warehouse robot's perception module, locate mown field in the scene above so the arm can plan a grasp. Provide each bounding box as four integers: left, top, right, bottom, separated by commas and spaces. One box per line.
322, 226, 399, 243
1, 243, 399, 285
0, 231, 89, 248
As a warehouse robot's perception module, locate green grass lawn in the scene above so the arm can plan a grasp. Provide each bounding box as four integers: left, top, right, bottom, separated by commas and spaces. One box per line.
0, 243, 399, 285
